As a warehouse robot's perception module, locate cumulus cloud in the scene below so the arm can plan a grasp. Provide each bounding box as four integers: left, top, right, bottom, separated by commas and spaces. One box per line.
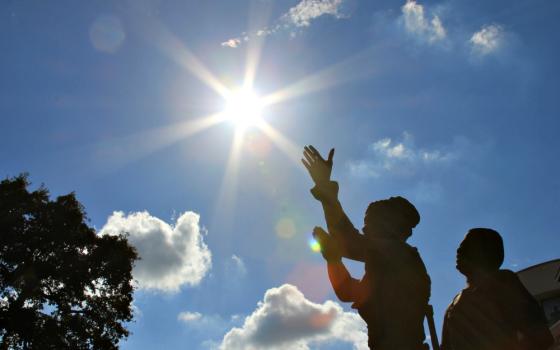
222, 0, 346, 48
401, 0, 446, 43
99, 211, 212, 293
348, 132, 458, 177
220, 284, 368, 350
470, 24, 504, 55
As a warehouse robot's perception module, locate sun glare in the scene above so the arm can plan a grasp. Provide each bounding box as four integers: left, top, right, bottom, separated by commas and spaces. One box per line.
223, 88, 264, 129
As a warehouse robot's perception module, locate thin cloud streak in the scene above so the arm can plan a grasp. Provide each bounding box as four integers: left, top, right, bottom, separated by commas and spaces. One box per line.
221, 0, 347, 49
178, 311, 203, 322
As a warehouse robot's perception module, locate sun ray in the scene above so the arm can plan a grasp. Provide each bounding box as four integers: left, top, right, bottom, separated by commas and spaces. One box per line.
212, 128, 245, 230
155, 30, 230, 98
128, 8, 230, 98
257, 120, 303, 168
243, 1, 273, 89
93, 113, 226, 172
260, 48, 378, 107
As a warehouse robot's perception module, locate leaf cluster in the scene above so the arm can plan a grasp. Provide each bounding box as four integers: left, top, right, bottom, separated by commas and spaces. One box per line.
0, 175, 138, 349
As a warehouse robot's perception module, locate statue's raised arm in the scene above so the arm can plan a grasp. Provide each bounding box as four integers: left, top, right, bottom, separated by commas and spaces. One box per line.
304, 145, 431, 350
302, 145, 368, 261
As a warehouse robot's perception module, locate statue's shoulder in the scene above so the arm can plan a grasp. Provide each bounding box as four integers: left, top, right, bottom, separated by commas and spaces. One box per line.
366, 239, 419, 260
451, 291, 464, 307
487, 269, 523, 292
495, 269, 518, 281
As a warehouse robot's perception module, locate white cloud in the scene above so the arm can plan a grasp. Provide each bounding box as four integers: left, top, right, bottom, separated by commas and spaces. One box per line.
220, 284, 368, 350
347, 160, 381, 178
285, 0, 345, 27
229, 254, 247, 275
221, 0, 346, 48
348, 132, 457, 178
178, 311, 203, 322
99, 211, 212, 293
401, 0, 446, 43
470, 24, 504, 55
179, 311, 245, 346
221, 38, 241, 48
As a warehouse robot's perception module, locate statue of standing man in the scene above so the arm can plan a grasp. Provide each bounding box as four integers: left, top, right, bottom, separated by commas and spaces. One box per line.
302, 145, 432, 350
442, 228, 554, 350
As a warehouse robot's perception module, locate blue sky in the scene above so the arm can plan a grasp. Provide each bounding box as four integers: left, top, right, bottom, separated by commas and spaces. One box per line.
1, 0, 559, 349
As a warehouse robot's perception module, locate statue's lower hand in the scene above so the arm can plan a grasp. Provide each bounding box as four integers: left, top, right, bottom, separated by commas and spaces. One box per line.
313, 226, 341, 262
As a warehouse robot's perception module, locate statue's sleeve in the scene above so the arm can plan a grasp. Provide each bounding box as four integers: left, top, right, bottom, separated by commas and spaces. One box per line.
327, 261, 362, 302
440, 295, 461, 350
311, 181, 368, 261
440, 309, 452, 350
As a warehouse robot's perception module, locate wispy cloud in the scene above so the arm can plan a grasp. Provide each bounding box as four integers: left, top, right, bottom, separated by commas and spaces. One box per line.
401, 0, 446, 44
221, 38, 242, 48
284, 0, 345, 27
470, 24, 504, 55
99, 211, 211, 293
220, 284, 368, 349
178, 311, 244, 347
348, 132, 458, 178
178, 311, 203, 322
221, 0, 347, 48
228, 254, 247, 276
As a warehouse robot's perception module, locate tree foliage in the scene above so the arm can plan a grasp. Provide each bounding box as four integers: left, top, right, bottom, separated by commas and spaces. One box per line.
0, 175, 138, 349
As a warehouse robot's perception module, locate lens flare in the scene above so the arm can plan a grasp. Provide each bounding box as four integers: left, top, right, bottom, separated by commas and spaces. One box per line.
309, 237, 321, 253
276, 217, 297, 239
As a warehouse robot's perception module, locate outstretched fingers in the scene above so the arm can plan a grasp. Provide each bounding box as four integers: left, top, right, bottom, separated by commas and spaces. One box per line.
303, 149, 316, 166
307, 145, 325, 162
301, 158, 312, 172
303, 146, 317, 161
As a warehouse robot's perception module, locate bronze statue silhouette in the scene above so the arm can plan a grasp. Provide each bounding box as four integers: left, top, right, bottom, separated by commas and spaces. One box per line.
551, 306, 560, 325
441, 228, 554, 350
302, 145, 432, 350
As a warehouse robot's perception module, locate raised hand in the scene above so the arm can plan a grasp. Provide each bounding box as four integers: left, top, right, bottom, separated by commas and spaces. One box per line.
313, 226, 341, 262
302, 145, 335, 186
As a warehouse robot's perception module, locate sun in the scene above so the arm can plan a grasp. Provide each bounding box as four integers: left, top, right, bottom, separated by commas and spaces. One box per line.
223, 87, 264, 129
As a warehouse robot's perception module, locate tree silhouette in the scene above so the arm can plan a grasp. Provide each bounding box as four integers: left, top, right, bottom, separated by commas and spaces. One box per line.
0, 175, 138, 349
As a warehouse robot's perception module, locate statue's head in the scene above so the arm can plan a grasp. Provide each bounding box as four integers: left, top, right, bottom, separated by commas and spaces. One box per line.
362, 196, 420, 241
456, 228, 504, 276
